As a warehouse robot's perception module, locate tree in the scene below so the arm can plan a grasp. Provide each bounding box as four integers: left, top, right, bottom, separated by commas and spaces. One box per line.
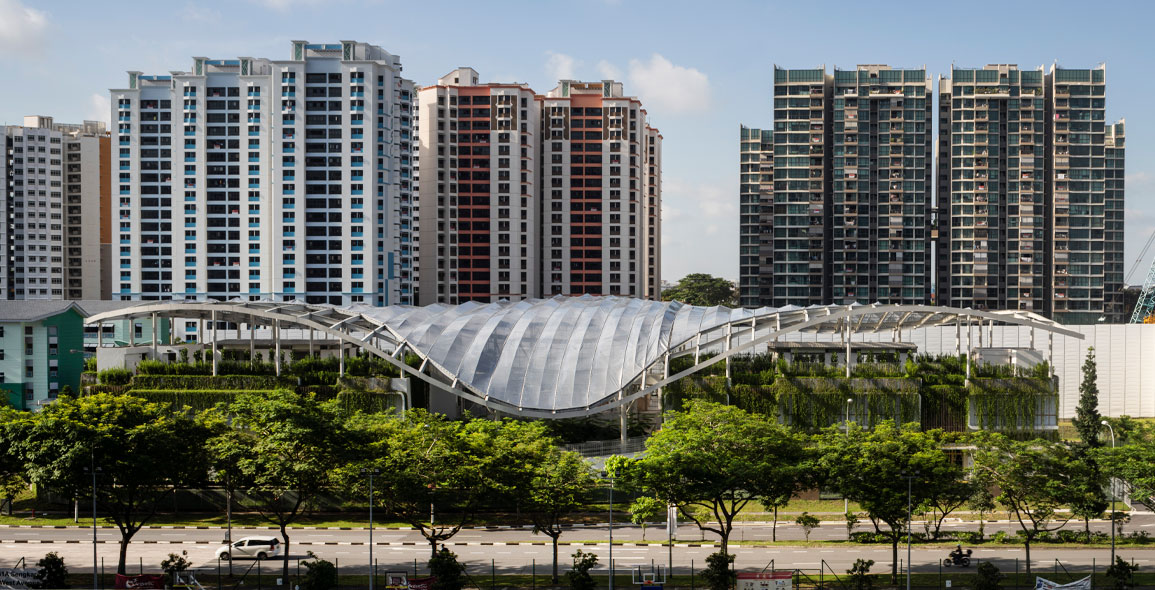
215, 389, 347, 586
795, 512, 820, 542
845, 512, 859, 541
345, 410, 500, 557
766, 494, 791, 542
1099, 422, 1155, 505
626, 401, 807, 554
0, 406, 28, 516
817, 422, 961, 581
14, 393, 210, 575
972, 433, 1082, 573
524, 448, 597, 582
967, 486, 996, 542
661, 274, 736, 307
1072, 347, 1102, 448
629, 496, 666, 541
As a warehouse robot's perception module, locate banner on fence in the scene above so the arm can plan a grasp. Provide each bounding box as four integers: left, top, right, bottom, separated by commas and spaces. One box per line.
114, 574, 166, 589
1035, 576, 1091, 590
738, 571, 792, 590
385, 571, 409, 590
408, 577, 436, 590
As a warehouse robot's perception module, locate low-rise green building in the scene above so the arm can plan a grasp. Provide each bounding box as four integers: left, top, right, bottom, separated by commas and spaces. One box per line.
0, 301, 86, 410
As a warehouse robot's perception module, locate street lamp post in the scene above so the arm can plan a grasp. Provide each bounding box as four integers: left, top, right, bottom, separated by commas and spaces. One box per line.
903, 472, 918, 590
84, 455, 100, 590
845, 398, 852, 516
1102, 420, 1116, 564
362, 468, 380, 590
608, 474, 615, 590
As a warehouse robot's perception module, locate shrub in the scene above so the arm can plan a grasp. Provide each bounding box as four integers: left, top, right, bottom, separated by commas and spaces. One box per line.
97, 368, 133, 386
566, 550, 598, 590
848, 558, 874, 590
428, 548, 466, 590
36, 552, 68, 589
795, 512, 820, 542
701, 551, 736, 590
1105, 556, 1138, 590
973, 561, 1004, 590
300, 553, 337, 590
161, 550, 192, 585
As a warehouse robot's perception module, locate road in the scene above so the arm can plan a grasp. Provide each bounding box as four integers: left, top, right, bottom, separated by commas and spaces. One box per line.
2, 519, 1152, 576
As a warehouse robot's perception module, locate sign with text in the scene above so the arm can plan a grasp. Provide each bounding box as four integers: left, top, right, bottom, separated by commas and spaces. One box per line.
738, 572, 792, 590
115, 574, 166, 589
1035, 577, 1091, 590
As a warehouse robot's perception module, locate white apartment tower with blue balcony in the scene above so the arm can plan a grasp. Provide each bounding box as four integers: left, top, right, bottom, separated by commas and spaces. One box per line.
110, 40, 417, 306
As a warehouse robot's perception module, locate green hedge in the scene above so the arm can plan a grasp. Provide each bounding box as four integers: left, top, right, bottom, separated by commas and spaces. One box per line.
130, 374, 295, 390
128, 389, 276, 411
97, 368, 133, 385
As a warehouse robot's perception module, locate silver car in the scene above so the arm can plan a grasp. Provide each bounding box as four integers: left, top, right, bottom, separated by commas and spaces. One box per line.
215, 536, 281, 560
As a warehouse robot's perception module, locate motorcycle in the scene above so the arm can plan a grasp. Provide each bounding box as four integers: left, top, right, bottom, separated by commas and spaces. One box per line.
943, 549, 972, 567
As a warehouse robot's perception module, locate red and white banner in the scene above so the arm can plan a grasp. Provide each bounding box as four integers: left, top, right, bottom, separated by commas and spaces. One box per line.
738, 572, 793, 590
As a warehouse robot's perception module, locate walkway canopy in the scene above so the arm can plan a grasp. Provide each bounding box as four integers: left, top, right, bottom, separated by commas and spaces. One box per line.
86, 296, 1083, 419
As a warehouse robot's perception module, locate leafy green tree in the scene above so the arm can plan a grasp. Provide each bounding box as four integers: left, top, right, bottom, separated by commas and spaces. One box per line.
0, 406, 28, 516
566, 550, 598, 590
36, 552, 69, 589
972, 433, 1082, 573
817, 422, 962, 581
795, 512, 820, 542
967, 486, 996, 542
428, 548, 466, 590
1098, 422, 1155, 504
629, 496, 665, 541
845, 512, 859, 541
973, 561, 1004, 590
661, 274, 736, 307
1072, 347, 1102, 448
215, 389, 347, 585
523, 448, 597, 582
14, 393, 210, 575
701, 552, 735, 590
626, 401, 807, 553
766, 494, 791, 542
345, 410, 500, 557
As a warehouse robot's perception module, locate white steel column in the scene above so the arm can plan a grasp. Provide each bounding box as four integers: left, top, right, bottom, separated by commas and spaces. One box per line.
150, 312, 158, 360
211, 311, 218, 377
274, 320, 281, 377
249, 315, 256, 368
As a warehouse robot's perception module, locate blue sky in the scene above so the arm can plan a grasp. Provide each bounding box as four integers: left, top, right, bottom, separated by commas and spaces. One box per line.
1, 0, 1153, 284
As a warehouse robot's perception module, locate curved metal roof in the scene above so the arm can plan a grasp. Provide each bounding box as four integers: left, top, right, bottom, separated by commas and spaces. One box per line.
86, 296, 1083, 418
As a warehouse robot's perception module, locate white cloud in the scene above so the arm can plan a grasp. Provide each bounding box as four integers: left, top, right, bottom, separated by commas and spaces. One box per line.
659, 176, 739, 281
596, 60, 622, 81
544, 51, 577, 81
0, 0, 47, 56
181, 3, 221, 22
86, 93, 111, 127
626, 54, 711, 115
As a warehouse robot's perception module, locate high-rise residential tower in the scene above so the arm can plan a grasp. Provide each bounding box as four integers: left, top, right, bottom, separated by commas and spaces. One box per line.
742, 65, 932, 308
767, 67, 831, 306
830, 66, 932, 305
1047, 65, 1124, 323
1, 116, 110, 300
738, 126, 773, 307
110, 40, 415, 305
417, 68, 541, 304
937, 65, 1048, 313
417, 71, 662, 305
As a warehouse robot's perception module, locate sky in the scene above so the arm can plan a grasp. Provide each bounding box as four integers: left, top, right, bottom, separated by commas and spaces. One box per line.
1, 0, 1153, 285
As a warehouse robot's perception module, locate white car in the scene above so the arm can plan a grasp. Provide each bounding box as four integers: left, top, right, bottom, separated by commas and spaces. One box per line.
215, 536, 281, 561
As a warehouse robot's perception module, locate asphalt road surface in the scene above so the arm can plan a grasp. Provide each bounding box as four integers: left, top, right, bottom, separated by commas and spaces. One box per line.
3, 517, 1153, 576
